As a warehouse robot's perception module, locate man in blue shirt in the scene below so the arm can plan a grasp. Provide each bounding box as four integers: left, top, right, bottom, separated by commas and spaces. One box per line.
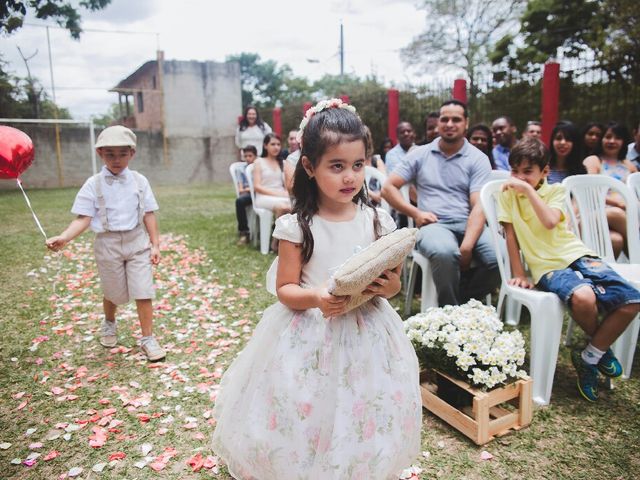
491, 116, 518, 170
382, 100, 499, 306
384, 121, 416, 174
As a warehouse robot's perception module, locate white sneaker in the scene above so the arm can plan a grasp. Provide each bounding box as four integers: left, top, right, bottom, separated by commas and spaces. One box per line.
100, 320, 117, 348
140, 336, 166, 362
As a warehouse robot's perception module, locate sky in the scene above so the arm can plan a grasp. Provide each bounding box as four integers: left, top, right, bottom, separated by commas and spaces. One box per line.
1, 0, 434, 120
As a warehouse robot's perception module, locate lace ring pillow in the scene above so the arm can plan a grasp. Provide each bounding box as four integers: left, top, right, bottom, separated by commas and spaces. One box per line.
328, 227, 418, 312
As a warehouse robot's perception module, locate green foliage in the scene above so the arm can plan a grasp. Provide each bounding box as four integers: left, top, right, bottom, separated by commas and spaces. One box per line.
492, 0, 640, 80
0, 56, 70, 119
91, 103, 120, 128
0, 0, 112, 39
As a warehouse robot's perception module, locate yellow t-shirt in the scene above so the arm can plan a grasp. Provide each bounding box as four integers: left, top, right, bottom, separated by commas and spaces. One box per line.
497, 181, 594, 284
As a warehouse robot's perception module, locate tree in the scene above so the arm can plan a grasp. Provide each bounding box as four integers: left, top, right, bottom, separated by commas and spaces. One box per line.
226, 52, 309, 109
401, 0, 526, 94
92, 103, 120, 127
491, 0, 640, 80
1, 0, 111, 39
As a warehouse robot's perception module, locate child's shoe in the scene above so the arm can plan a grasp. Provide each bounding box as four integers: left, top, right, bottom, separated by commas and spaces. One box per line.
571, 349, 599, 402
236, 233, 250, 246
99, 320, 117, 348
140, 336, 166, 362
597, 348, 623, 378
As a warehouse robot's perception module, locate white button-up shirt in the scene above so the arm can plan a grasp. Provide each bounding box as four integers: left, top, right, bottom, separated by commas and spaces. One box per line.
71, 166, 159, 233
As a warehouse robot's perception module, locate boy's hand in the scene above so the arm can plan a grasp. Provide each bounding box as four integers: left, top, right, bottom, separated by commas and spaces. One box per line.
45, 235, 68, 252
362, 265, 402, 298
459, 246, 472, 271
502, 177, 533, 195
508, 276, 533, 289
150, 245, 160, 265
316, 288, 350, 318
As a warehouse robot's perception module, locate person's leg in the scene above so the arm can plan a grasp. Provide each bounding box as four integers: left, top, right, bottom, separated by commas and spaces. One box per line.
460, 226, 501, 301
135, 299, 153, 337
416, 222, 461, 306
103, 297, 117, 321
591, 303, 639, 350
606, 206, 627, 258
236, 193, 252, 234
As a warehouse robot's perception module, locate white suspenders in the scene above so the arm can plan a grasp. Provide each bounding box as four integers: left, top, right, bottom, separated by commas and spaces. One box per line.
93, 171, 145, 232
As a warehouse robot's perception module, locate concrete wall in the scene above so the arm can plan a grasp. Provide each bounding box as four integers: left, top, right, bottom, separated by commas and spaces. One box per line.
0, 124, 238, 189
163, 60, 241, 139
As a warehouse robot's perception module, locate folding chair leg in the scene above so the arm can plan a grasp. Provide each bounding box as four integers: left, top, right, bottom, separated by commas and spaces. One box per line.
527, 299, 564, 405
259, 215, 272, 255
611, 313, 640, 379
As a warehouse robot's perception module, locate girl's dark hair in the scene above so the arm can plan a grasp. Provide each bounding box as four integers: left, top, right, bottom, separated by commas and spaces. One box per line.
603, 121, 632, 160
550, 121, 586, 175
239, 106, 267, 132
581, 121, 605, 157
378, 137, 393, 161
292, 106, 381, 264
261, 133, 283, 170
467, 124, 495, 169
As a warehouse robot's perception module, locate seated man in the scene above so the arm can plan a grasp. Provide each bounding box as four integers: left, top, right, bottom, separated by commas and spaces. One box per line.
382, 99, 499, 306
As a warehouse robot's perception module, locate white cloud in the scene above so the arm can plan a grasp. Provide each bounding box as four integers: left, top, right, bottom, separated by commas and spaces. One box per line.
1, 0, 429, 119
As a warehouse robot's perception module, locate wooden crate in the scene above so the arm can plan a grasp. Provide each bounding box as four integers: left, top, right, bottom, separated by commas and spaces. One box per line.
421, 370, 533, 445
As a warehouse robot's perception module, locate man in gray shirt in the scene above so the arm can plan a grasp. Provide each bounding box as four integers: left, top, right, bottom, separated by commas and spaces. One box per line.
382, 99, 499, 306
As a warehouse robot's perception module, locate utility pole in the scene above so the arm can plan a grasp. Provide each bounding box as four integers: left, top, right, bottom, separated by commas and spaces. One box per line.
340, 21, 344, 77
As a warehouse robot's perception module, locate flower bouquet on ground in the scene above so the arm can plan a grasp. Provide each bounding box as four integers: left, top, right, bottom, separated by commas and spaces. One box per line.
405, 299, 528, 392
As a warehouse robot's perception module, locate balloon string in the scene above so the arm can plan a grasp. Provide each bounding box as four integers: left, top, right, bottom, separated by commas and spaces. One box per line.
16, 178, 47, 239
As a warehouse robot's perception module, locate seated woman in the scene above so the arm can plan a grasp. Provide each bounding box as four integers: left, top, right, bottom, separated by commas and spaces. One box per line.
548, 121, 585, 184
584, 122, 637, 257
253, 133, 293, 218
467, 124, 495, 169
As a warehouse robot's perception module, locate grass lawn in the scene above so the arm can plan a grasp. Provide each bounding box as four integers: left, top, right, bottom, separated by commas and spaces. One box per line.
1, 183, 639, 479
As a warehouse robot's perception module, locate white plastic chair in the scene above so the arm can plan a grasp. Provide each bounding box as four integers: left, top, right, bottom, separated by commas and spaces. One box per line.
481, 179, 565, 405
229, 162, 257, 244
364, 165, 390, 213
245, 163, 274, 255
562, 175, 640, 379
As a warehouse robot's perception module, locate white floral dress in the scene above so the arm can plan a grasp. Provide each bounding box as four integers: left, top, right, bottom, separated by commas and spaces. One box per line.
212, 205, 422, 480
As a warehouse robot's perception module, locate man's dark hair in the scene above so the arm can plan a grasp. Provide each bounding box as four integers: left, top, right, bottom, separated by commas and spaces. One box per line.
427, 111, 439, 120
509, 137, 549, 169
242, 145, 257, 155
495, 115, 515, 126
440, 99, 468, 118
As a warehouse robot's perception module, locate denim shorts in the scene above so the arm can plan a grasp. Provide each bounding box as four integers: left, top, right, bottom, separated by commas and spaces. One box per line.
536, 256, 640, 315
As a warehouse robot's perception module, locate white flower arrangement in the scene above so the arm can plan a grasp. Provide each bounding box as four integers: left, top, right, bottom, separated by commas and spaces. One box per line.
405, 299, 528, 390
296, 98, 358, 143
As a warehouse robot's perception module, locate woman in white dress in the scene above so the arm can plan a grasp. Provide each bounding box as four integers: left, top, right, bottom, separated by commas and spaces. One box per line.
235, 106, 272, 159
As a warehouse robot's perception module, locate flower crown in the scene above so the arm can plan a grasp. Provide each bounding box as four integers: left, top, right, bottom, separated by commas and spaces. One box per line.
296, 98, 358, 143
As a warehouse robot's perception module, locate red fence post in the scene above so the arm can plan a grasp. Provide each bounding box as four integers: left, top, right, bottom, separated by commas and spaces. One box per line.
388, 88, 399, 145
272, 108, 282, 137
452, 79, 467, 104
541, 62, 560, 147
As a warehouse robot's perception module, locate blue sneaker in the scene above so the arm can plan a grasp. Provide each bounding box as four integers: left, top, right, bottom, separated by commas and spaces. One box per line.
571, 350, 599, 402
597, 349, 623, 378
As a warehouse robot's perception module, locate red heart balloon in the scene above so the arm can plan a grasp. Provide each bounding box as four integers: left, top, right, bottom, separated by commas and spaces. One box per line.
0, 126, 35, 179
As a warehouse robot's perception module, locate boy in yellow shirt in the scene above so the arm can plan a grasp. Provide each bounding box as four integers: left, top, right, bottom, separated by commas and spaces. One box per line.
497, 138, 640, 401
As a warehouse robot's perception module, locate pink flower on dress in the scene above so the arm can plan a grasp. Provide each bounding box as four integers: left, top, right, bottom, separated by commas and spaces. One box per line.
297, 402, 313, 419
268, 413, 277, 431
351, 463, 371, 480
392, 390, 404, 404
352, 400, 366, 419
363, 417, 376, 440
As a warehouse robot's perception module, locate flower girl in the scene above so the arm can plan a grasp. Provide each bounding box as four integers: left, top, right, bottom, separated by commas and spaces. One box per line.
212, 99, 422, 479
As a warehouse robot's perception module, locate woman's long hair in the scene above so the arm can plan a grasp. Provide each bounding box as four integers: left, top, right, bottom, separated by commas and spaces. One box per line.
239, 105, 267, 132
292, 106, 381, 264
581, 121, 605, 157
603, 122, 632, 160
550, 121, 585, 175
467, 124, 495, 169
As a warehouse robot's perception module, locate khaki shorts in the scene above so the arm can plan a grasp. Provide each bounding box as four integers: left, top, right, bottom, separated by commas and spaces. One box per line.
94, 225, 155, 305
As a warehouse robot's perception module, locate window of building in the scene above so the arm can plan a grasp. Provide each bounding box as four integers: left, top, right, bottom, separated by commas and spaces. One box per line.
152, 76, 156, 89
137, 92, 144, 113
